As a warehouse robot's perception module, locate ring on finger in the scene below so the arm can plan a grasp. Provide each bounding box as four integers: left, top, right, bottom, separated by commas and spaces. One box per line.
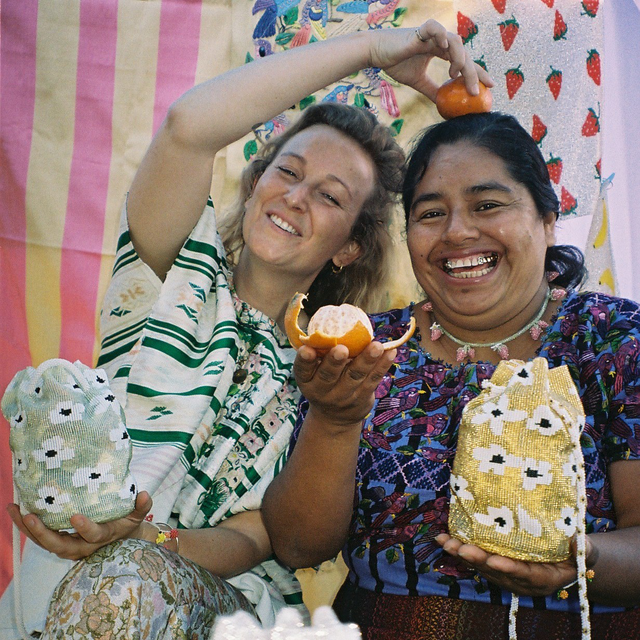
414, 28, 427, 43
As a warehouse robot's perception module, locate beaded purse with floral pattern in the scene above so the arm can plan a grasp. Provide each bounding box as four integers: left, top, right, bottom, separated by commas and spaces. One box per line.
2, 359, 137, 531
449, 358, 591, 639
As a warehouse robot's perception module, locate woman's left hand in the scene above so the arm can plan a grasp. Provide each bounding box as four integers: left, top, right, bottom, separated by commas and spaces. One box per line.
7, 491, 153, 561
436, 533, 591, 597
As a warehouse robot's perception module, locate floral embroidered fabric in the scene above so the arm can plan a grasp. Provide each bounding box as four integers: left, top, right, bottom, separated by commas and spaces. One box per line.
42, 539, 253, 640
293, 291, 640, 614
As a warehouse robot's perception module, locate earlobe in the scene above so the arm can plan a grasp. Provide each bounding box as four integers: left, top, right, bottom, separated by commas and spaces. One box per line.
544, 212, 557, 247
334, 240, 362, 268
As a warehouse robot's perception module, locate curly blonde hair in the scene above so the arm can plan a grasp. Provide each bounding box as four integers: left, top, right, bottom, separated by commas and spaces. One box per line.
218, 102, 405, 315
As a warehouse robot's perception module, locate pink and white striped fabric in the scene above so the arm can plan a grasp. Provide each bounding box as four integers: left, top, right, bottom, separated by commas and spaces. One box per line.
0, 0, 207, 596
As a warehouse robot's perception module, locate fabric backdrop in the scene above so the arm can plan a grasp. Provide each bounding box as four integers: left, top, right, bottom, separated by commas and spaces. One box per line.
1, 0, 638, 602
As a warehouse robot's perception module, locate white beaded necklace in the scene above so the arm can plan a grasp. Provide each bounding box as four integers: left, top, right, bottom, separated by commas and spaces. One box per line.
426, 286, 566, 362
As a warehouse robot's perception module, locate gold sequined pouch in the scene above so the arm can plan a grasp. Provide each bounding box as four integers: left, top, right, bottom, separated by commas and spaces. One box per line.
449, 358, 590, 639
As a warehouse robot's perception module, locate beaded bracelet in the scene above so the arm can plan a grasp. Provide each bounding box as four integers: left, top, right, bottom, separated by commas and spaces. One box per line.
151, 522, 180, 554
557, 569, 595, 600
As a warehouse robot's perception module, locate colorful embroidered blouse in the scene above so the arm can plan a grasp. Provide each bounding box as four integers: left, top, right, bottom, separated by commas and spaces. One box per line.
294, 291, 640, 613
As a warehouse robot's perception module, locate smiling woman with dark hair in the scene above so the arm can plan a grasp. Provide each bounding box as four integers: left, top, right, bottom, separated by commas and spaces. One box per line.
264, 112, 640, 640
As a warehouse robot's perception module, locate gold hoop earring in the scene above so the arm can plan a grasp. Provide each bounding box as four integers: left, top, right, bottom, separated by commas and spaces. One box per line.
331, 262, 343, 274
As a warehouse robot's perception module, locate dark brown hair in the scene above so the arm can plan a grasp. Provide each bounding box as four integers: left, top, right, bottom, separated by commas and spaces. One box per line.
402, 112, 586, 289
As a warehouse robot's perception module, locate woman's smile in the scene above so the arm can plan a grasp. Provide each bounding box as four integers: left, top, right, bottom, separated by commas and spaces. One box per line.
240, 124, 375, 277
407, 142, 555, 330
268, 213, 301, 236
442, 252, 499, 278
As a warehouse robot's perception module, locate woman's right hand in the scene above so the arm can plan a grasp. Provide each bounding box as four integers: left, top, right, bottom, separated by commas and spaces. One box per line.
7, 491, 153, 561
370, 19, 494, 102
293, 341, 396, 429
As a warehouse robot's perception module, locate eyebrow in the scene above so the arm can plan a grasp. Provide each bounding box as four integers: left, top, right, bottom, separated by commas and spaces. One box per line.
411, 181, 513, 210
278, 152, 353, 198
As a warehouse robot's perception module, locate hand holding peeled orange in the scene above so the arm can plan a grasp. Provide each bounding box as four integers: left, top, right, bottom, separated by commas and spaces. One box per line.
436, 76, 492, 120
285, 293, 415, 357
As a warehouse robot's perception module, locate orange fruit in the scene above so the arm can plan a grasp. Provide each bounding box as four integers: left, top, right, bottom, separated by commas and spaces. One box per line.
435, 77, 492, 120
285, 293, 416, 358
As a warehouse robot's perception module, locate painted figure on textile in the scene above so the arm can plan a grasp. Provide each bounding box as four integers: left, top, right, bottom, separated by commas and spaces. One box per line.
245, 0, 408, 161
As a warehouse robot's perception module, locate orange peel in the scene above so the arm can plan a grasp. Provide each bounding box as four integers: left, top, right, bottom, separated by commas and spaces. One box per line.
284, 292, 416, 358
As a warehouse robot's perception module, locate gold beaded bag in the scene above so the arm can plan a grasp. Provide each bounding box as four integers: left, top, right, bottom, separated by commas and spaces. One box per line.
449, 358, 591, 639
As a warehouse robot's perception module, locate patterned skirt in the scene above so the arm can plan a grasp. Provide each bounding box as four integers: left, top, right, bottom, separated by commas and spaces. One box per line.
41, 538, 255, 640
333, 581, 640, 640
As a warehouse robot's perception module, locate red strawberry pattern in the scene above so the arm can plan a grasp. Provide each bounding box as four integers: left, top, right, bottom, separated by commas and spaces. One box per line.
546, 67, 562, 100
582, 0, 599, 17
553, 10, 567, 40
560, 187, 578, 215
582, 107, 600, 136
455, 0, 602, 219
505, 65, 524, 99
457, 12, 478, 45
546, 154, 563, 184
595, 158, 602, 181
499, 16, 519, 51
586, 49, 601, 86
531, 114, 548, 145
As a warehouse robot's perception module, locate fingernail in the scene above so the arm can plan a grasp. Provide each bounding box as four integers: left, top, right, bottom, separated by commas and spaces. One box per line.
470, 83, 479, 95
299, 349, 315, 361
459, 550, 471, 560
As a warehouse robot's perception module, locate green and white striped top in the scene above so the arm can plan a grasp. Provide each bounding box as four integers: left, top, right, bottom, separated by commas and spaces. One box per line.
98, 198, 305, 620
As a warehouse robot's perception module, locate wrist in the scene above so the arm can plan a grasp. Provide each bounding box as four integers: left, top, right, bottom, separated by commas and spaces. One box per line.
148, 522, 180, 554
131, 521, 156, 543
306, 406, 364, 435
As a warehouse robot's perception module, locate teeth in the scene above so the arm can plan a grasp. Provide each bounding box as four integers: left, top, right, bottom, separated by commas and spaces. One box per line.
270, 214, 300, 236
448, 266, 494, 279
445, 254, 495, 270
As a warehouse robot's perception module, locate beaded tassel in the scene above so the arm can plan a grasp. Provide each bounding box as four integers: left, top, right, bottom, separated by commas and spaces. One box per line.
530, 320, 549, 341
456, 345, 475, 362
492, 343, 510, 359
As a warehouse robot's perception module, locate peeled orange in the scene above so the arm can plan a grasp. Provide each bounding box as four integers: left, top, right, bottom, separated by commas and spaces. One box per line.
285, 293, 416, 357
435, 77, 492, 120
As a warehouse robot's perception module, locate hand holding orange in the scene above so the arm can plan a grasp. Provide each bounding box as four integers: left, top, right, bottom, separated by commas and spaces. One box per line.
285, 293, 415, 357
436, 76, 492, 120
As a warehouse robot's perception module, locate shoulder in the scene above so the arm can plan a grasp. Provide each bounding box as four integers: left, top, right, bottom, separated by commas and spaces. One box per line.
564, 291, 640, 318
563, 291, 640, 331
551, 292, 640, 372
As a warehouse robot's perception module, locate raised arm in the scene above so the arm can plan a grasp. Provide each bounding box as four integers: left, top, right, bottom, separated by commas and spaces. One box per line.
126, 20, 491, 278
262, 342, 397, 568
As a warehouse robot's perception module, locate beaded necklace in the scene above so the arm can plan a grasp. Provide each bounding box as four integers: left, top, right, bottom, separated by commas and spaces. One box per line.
426, 286, 566, 362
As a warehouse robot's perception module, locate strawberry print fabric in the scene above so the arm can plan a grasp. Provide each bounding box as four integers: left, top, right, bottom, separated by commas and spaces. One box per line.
454, 0, 603, 219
